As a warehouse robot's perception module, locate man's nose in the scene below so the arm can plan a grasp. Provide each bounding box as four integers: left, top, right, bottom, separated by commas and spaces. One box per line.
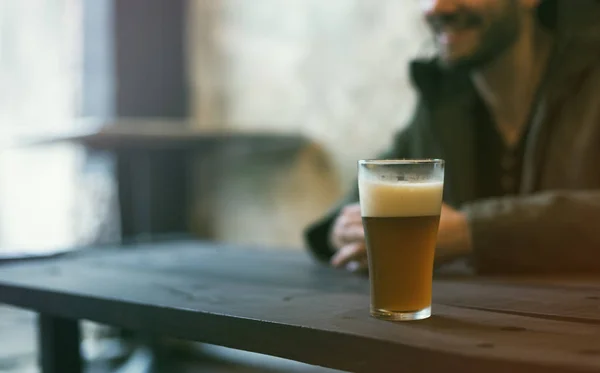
421, 0, 459, 17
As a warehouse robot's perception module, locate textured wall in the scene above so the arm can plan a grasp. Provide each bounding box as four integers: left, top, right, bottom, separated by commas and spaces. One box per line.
189, 1, 428, 247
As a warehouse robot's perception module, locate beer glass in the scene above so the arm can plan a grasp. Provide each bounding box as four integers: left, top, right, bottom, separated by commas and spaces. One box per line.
358, 159, 444, 321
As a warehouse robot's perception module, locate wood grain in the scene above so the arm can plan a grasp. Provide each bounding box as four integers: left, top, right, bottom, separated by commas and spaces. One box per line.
1, 241, 600, 372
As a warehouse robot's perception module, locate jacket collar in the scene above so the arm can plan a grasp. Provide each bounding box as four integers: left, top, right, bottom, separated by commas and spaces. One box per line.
406, 35, 600, 199
408, 58, 478, 205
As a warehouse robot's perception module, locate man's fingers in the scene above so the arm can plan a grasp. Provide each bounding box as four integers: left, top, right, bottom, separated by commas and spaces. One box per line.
331, 242, 367, 268
331, 220, 364, 249
337, 225, 365, 245
337, 211, 363, 227
339, 204, 363, 225
330, 203, 364, 250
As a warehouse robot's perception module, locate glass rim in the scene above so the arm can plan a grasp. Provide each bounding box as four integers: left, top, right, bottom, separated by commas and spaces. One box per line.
358, 159, 444, 166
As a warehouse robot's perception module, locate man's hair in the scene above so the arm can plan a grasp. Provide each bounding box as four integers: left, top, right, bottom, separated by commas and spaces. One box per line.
537, 0, 558, 29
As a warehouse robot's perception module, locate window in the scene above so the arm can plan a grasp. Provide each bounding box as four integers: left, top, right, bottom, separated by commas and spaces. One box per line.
0, 0, 113, 254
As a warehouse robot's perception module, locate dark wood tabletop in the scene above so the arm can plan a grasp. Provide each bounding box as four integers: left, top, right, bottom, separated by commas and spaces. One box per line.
1, 241, 600, 373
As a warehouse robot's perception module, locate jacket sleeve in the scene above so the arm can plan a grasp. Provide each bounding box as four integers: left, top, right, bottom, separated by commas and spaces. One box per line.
304, 128, 413, 262
463, 190, 600, 274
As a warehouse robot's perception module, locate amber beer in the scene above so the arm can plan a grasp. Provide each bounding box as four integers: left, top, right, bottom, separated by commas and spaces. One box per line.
358, 160, 444, 321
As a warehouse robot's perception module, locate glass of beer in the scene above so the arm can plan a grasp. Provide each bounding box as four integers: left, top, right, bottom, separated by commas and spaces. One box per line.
358, 159, 444, 321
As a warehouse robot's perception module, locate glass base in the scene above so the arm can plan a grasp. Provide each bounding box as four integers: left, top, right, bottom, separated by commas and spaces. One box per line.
370, 306, 431, 321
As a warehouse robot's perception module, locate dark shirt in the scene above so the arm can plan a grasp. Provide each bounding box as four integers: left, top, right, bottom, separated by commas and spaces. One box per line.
474, 100, 529, 200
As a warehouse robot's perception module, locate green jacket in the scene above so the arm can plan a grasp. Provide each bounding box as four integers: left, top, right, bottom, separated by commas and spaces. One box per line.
305, 36, 600, 274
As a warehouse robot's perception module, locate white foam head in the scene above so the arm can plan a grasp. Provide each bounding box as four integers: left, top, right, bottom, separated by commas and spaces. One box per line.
358, 180, 443, 217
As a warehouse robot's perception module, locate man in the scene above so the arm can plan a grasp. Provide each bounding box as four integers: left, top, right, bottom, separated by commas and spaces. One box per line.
305, 0, 600, 274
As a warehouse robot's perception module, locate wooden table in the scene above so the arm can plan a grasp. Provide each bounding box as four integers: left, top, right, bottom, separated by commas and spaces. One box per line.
1, 241, 600, 373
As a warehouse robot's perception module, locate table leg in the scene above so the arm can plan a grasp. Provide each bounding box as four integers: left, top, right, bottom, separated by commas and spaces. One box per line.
38, 314, 82, 373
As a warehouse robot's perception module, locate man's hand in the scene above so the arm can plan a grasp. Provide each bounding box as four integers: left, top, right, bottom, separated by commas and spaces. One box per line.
329, 204, 368, 272
435, 204, 473, 264
329, 203, 472, 273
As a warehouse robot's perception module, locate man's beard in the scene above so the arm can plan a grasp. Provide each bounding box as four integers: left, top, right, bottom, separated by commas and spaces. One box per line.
431, 4, 522, 72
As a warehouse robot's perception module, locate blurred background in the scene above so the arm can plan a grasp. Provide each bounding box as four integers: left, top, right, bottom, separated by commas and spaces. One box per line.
0, 0, 427, 254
